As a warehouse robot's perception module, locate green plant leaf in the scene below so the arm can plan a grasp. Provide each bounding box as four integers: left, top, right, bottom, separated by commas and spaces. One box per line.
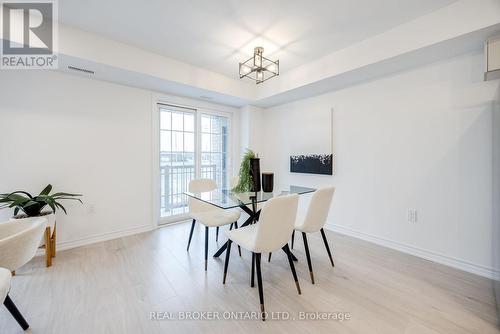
3, 191, 33, 199
39, 184, 52, 196
53, 197, 83, 204
54, 202, 67, 214
0, 186, 82, 215
23, 200, 40, 208
51, 192, 82, 197
13, 207, 19, 216
1, 193, 29, 203
9, 197, 30, 207
232, 149, 256, 193
45, 198, 56, 213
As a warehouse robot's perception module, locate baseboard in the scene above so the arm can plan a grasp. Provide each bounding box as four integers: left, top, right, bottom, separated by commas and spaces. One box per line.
325, 223, 500, 280
35, 224, 155, 256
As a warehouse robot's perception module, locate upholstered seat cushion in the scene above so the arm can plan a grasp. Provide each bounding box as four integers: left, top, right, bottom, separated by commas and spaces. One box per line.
225, 224, 259, 252
191, 209, 240, 227
227, 194, 299, 253
0, 267, 11, 303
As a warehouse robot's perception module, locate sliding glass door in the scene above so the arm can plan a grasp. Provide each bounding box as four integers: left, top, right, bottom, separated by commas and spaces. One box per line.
159, 104, 231, 220
200, 113, 230, 190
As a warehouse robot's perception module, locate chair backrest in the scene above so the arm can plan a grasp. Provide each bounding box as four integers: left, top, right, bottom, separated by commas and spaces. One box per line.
302, 187, 335, 232
188, 179, 218, 213
0, 217, 47, 271
252, 194, 299, 252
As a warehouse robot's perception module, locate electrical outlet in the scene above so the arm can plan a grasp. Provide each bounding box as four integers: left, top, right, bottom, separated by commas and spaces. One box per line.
88, 204, 95, 214
407, 209, 417, 223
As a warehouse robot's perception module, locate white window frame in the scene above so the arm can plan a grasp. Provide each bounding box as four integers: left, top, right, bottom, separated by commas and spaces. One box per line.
152, 96, 234, 226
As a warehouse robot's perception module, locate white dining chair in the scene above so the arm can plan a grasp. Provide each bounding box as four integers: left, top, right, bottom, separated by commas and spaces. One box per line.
1, 267, 29, 330
0, 217, 47, 273
292, 186, 335, 284
222, 194, 300, 321
187, 179, 241, 271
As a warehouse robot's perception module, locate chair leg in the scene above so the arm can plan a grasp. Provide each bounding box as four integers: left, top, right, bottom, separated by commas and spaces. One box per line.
223, 240, 232, 284
204, 226, 209, 271
291, 230, 295, 249
44, 227, 52, 267
186, 219, 196, 251
255, 253, 265, 321
282, 244, 301, 295
251, 253, 255, 287
320, 228, 335, 267
233, 222, 242, 257
268, 252, 272, 262
302, 232, 315, 284
216, 226, 219, 242
51, 224, 56, 258
4, 295, 29, 330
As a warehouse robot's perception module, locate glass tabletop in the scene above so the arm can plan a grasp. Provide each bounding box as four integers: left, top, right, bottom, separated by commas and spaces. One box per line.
184, 185, 316, 210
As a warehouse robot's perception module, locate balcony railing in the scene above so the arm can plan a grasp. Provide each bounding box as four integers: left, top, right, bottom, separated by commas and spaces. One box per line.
160, 163, 220, 216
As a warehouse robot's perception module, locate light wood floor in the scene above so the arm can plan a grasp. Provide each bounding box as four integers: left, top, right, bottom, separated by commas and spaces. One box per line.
1, 221, 498, 334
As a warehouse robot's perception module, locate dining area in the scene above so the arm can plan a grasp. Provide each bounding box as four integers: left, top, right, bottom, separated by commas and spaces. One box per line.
184, 173, 336, 321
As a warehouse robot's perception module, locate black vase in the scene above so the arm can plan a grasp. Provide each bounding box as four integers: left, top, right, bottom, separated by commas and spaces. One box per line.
262, 172, 274, 192
249, 158, 261, 192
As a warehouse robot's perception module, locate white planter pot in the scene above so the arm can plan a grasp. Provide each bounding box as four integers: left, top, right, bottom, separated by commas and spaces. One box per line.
10, 212, 55, 247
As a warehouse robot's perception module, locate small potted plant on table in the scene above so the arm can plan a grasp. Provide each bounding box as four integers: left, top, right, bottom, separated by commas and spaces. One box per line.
0, 184, 82, 268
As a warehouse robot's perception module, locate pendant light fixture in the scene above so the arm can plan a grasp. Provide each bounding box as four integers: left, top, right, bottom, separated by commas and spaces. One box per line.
239, 47, 279, 84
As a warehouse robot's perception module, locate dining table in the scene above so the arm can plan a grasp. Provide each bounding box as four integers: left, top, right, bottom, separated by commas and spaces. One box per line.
184, 185, 316, 259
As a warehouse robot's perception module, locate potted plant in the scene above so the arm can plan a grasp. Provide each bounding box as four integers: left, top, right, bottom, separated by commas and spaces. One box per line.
0, 184, 82, 267
232, 149, 261, 193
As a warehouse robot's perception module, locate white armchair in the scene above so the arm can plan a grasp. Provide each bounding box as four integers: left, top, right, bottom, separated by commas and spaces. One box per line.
1, 267, 29, 330
0, 217, 45, 331
0, 217, 47, 273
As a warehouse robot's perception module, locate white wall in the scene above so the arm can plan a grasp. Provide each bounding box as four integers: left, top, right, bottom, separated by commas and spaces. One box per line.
0, 70, 239, 250
239, 105, 264, 156
259, 50, 500, 278
493, 84, 500, 309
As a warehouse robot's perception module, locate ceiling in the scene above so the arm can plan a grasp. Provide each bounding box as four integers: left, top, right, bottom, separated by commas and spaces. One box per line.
59, 0, 458, 80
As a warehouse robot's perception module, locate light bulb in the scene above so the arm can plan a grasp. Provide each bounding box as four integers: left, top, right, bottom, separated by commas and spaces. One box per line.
256, 71, 264, 82
254, 54, 262, 68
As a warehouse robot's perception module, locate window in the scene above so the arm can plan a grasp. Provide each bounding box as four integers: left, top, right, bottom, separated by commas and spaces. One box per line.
200, 113, 230, 190
158, 104, 231, 220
